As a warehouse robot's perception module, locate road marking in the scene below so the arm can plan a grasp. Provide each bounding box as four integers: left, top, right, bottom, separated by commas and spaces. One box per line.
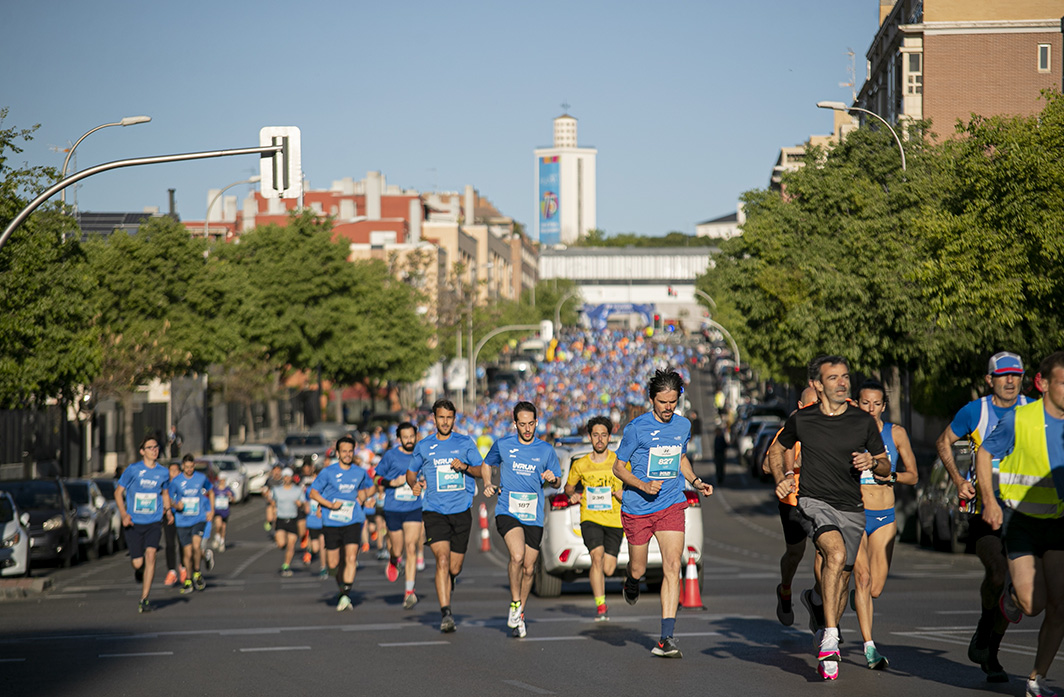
520, 636, 588, 642
934, 610, 980, 615
99, 651, 173, 658
378, 641, 450, 647
669, 631, 722, 637
502, 679, 555, 694
228, 545, 275, 579
238, 646, 310, 652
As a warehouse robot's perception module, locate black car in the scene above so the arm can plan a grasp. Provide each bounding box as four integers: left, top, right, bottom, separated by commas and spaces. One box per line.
0, 479, 80, 567
915, 441, 971, 553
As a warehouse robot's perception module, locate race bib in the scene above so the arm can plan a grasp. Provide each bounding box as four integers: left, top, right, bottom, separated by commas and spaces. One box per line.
133, 492, 157, 515
394, 482, 418, 502
309, 499, 320, 515
215, 496, 230, 511
329, 500, 355, 523
586, 486, 613, 511
647, 445, 681, 480
436, 466, 464, 492
508, 492, 538, 522
181, 496, 200, 517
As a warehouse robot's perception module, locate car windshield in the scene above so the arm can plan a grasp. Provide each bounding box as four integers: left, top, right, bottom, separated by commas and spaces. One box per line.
2, 481, 62, 509
66, 483, 91, 505
215, 459, 240, 471
0, 496, 13, 523
285, 435, 325, 447
232, 450, 266, 463
94, 480, 116, 499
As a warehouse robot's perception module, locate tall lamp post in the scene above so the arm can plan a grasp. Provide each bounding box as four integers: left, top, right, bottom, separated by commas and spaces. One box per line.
469, 324, 541, 408
204, 176, 261, 237
816, 101, 906, 172
554, 287, 581, 330
60, 116, 152, 207
693, 288, 717, 311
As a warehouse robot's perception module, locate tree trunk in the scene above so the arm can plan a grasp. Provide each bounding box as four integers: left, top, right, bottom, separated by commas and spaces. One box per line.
121, 392, 136, 465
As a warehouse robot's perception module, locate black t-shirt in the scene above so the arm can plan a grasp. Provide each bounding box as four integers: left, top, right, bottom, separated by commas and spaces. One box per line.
776, 404, 885, 512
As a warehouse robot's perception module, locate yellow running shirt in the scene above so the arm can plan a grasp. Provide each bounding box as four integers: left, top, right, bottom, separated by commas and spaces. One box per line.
566, 451, 623, 528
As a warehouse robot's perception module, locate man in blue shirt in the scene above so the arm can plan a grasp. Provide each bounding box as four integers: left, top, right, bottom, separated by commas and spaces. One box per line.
168, 454, 214, 594
613, 369, 714, 658
374, 421, 423, 608
407, 399, 487, 633
309, 436, 376, 611
484, 401, 561, 638
935, 351, 1030, 682
115, 436, 174, 613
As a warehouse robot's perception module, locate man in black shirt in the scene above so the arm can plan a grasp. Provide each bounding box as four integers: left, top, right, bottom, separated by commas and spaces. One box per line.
767, 355, 890, 681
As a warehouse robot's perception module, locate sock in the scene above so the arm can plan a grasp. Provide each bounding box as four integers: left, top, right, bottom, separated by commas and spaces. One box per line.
824, 627, 839, 643
405, 581, 415, 593
341, 583, 351, 595
594, 595, 606, 607
811, 588, 822, 606
780, 584, 792, 596
390, 556, 399, 566
863, 640, 875, 651
660, 617, 676, 640
441, 605, 452, 617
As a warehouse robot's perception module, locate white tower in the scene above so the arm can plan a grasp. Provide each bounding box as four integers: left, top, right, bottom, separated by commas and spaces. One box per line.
534, 112, 597, 246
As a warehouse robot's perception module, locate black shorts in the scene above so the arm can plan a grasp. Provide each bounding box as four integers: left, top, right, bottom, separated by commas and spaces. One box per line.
779, 501, 813, 546
496, 515, 544, 552
1004, 511, 1064, 559
323, 523, 363, 550
580, 520, 623, 557
423, 509, 472, 554
276, 518, 299, 535
126, 521, 162, 559
306, 526, 324, 540
176, 521, 207, 547
966, 514, 1002, 549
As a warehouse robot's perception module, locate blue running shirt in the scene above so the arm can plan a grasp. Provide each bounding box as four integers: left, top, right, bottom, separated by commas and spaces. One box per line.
485, 434, 561, 526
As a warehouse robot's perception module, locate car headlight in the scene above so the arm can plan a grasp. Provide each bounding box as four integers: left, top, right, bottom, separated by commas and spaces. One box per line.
1, 531, 19, 548
42, 515, 64, 531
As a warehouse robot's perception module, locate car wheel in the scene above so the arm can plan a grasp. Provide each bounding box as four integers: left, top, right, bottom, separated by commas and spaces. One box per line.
104, 531, 115, 557
61, 547, 75, 568
84, 541, 98, 562
532, 557, 562, 598
948, 517, 966, 555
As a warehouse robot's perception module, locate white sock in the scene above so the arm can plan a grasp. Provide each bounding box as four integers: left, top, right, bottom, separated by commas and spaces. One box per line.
824, 627, 839, 642
864, 640, 875, 651
405, 581, 414, 592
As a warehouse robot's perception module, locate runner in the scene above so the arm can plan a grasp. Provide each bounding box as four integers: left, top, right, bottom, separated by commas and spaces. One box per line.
978, 351, 1064, 697
484, 401, 562, 638
114, 436, 174, 613
851, 379, 918, 669
308, 436, 376, 611
935, 351, 1030, 683
212, 474, 234, 551
162, 460, 185, 587
612, 369, 714, 658
168, 454, 214, 593
374, 421, 423, 609
407, 399, 487, 633
767, 355, 889, 680
263, 463, 283, 533
302, 464, 328, 579
564, 415, 623, 622
268, 468, 305, 576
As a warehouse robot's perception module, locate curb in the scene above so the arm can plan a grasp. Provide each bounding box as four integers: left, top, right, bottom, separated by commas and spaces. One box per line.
0, 577, 53, 599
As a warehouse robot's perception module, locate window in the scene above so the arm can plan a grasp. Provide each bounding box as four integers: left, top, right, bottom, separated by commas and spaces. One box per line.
907, 52, 923, 95
1039, 44, 1051, 73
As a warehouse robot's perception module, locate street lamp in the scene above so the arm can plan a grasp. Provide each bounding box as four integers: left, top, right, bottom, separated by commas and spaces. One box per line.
204, 176, 261, 237
554, 287, 581, 330
816, 101, 906, 172
693, 288, 717, 311
468, 324, 541, 408
60, 116, 152, 206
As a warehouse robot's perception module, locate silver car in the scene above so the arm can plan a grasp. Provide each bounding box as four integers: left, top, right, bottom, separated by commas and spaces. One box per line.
0, 491, 30, 577
226, 444, 281, 495
200, 455, 248, 503
533, 446, 704, 598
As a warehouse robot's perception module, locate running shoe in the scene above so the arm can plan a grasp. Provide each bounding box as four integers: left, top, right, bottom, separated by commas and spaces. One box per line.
204, 549, 215, 571
801, 589, 825, 633
595, 603, 609, 622
180, 567, 188, 584
968, 626, 990, 666
386, 560, 400, 583
403, 591, 419, 610
219, 540, 226, 552
776, 584, 794, 626
513, 616, 527, 639
163, 569, 177, 586
440, 613, 456, 633
818, 639, 840, 681
1001, 585, 1022, 624
318, 568, 329, 580
137, 599, 153, 614
280, 564, 293, 577
622, 577, 640, 606
299, 532, 308, 549
360, 542, 370, 553
983, 656, 1009, 683
651, 636, 683, 658
180, 579, 194, 594
303, 551, 312, 565
1027, 676, 1058, 697
376, 548, 389, 561
336, 594, 352, 611
507, 601, 523, 628
416, 555, 425, 571
264, 521, 272, 532
865, 645, 889, 670
193, 572, 206, 591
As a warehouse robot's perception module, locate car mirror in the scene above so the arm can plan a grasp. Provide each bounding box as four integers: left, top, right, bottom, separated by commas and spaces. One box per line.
20, 512, 29, 527
95, 495, 105, 508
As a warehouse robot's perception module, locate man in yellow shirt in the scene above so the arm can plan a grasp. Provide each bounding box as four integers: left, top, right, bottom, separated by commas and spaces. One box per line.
565, 416, 624, 621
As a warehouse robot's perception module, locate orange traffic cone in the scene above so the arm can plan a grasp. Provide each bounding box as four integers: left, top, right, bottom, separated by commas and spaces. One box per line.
478, 502, 491, 552
679, 554, 704, 610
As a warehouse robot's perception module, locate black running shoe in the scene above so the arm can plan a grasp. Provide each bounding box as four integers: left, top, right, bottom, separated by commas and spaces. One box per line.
137, 599, 153, 614
651, 636, 682, 658
622, 577, 640, 606
968, 627, 990, 666
440, 613, 456, 633
982, 656, 1009, 683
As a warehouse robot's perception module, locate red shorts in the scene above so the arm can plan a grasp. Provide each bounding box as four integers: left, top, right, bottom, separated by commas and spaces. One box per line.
621, 501, 688, 546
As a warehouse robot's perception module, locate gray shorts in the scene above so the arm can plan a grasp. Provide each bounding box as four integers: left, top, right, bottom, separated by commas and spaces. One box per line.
797, 497, 865, 571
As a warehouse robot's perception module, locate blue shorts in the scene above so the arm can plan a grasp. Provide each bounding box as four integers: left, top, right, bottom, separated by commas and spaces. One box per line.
176, 521, 208, 547
383, 508, 423, 532
864, 507, 895, 536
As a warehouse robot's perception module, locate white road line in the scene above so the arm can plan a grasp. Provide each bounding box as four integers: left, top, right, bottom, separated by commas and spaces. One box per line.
228, 544, 274, 579
238, 646, 310, 652
99, 651, 173, 658
934, 610, 980, 615
668, 631, 723, 637
502, 679, 555, 694
378, 641, 450, 647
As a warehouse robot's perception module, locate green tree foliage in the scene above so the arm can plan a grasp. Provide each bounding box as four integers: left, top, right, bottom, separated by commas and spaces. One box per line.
0, 112, 96, 407
573, 228, 716, 247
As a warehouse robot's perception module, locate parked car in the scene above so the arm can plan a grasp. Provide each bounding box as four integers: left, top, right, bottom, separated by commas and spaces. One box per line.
737, 416, 782, 462
199, 454, 248, 503
0, 479, 79, 567
227, 444, 283, 494
92, 477, 126, 551
65, 479, 116, 559
533, 447, 704, 598
0, 491, 31, 577
281, 433, 332, 469
915, 441, 971, 554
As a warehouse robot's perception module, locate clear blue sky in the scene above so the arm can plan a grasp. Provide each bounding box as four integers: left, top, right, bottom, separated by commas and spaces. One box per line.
1, 0, 877, 237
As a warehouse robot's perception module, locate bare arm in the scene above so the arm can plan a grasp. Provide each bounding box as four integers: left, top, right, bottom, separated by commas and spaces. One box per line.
975, 447, 1002, 529
888, 425, 919, 486
936, 426, 975, 499
613, 458, 659, 496
680, 454, 713, 496
767, 440, 794, 500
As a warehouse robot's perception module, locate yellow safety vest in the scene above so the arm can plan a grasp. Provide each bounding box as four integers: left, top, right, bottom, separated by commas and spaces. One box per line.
998, 400, 1064, 519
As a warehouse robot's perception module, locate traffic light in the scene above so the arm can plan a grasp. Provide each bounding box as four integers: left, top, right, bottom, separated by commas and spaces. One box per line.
259, 126, 302, 199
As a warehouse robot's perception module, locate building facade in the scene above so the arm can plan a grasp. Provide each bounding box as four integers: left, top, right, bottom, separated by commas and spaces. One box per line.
533, 114, 597, 246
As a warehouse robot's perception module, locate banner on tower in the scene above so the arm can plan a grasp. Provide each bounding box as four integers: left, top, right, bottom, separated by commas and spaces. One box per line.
538, 156, 560, 245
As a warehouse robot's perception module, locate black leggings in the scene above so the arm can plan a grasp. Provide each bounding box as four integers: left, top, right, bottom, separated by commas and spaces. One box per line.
164, 520, 180, 569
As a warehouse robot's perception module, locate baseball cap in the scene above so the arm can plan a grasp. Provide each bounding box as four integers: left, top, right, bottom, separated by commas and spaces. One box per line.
988, 351, 1024, 376
281, 467, 294, 477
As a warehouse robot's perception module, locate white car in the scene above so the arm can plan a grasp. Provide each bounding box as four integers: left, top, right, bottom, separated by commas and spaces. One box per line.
533, 447, 704, 597
226, 444, 281, 495
0, 490, 31, 577
738, 416, 782, 460
201, 455, 248, 503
